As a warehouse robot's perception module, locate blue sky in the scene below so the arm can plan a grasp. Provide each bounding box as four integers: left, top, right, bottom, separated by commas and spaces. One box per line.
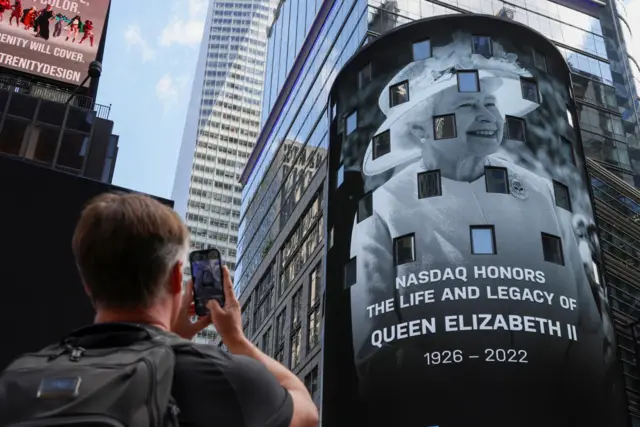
97, 0, 207, 199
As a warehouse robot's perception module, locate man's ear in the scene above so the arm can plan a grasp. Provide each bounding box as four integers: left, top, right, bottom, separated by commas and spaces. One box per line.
168, 261, 183, 296
409, 122, 428, 140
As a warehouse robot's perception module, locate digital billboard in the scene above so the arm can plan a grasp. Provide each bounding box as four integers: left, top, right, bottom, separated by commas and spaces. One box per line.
323, 15, 629, 427
0, 0, 110, 86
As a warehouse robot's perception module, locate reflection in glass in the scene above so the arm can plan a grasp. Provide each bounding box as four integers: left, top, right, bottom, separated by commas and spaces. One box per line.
542, 233, 564, 265
346, 111, 358, 135
458, 71, 479, 92
389, 81, 410, 107
413, 39, 431, 60
485, 167, 509, 194
472, 35, 492, 57
337, 164, 345, 187
471, 226, 496, 255
358, 63, 373, 89
344, 257, 357, 288
434, 114, 456, 139
358, 192, 373, 223
553, 181, 572, 211
520, 78, 539, 103
418, 170, 441, 199
372, 130, 391, 159
533, 49, 547, 72
394, 234, 416, 265
561, 137, 575, 165
506, 117, 526, 142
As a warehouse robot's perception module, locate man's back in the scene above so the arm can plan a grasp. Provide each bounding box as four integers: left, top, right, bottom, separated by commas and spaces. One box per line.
67, 323, 294, 427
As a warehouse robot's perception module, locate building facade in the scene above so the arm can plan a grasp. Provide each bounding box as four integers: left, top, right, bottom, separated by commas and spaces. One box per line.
234, 0, 640, 423
172, 0, 276, 302
0, 76, 117, 183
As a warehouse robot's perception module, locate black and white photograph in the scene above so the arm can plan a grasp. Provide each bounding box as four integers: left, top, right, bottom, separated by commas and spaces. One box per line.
328, 21, 626, 427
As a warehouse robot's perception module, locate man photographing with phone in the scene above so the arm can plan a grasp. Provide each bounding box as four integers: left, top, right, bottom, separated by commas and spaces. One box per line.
0, 192, 319, 427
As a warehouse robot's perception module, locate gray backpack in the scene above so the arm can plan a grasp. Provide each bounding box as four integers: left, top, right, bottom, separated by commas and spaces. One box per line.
0, 323, 185, 426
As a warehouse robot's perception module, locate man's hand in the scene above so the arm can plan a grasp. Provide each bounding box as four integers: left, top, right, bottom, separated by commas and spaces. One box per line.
207, 266, 245, 349
171, 280, 211, 340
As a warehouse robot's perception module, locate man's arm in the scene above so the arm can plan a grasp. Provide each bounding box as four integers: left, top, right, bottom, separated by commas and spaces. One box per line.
207, 267, 319, 427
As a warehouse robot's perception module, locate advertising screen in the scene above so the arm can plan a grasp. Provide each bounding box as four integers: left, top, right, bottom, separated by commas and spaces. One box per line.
0, 0, 110, 86
326, 16, 628, 427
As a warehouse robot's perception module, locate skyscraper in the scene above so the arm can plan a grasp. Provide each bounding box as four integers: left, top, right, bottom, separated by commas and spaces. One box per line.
233, 0, 640, 422
172, 0, 275, 298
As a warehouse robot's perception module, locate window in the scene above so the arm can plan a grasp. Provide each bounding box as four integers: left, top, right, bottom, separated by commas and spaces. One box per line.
310, 264, 321, 304
394, 234, 416, 266
458, 71, 479, 92
417, 170, 441, 198
505, 116, 526, 142
304, 366, 319, 402
472, 35, 492, 57
470, 226, 496, 255
485, 167, 509, 194
337, 164, 345, 187
261, 327, 272, 356
292, 289, 303, 326
434, 114, 456, 139
533, 49, 547, 72
389, 81, 409, 107
372, 130, 390, 159
553, 181, 572, 211
542, 233, 564, 265
413, 39, 432, 60
308, 308, 321, 350
358, 192, 373, 222
344, 257, 357, 288
520, 78, 539, 103
275, 309, 286, 346
561, 137, 575, 164
358, 63, 372, 89
346, 111, 358, 135
567, 109, 574, 127
290, 328, 301, 369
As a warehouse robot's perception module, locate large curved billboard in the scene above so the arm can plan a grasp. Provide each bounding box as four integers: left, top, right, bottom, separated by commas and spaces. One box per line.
322, 15, 628, 427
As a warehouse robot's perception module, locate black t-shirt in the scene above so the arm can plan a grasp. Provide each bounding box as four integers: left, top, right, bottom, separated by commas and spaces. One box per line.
70, 323, 293, 427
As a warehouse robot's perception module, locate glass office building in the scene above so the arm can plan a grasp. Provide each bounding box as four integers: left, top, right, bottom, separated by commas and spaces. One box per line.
172, 0, 275, 313
233, 0, 640, 420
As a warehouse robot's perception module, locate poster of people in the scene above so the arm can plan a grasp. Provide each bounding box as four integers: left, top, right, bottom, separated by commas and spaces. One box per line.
328, 22, 628, 427
0, 0, 110, 86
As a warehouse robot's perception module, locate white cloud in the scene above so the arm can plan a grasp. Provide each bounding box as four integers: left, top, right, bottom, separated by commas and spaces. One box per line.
156, 72, 190, 115
159, 0, 207, 48
123, 25, 155, 62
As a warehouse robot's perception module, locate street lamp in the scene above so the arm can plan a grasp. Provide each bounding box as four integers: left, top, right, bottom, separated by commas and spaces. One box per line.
52, 61, 103, 168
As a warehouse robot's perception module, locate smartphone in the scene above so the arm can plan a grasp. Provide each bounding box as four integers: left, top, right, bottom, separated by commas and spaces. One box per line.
189, 248, 224, 317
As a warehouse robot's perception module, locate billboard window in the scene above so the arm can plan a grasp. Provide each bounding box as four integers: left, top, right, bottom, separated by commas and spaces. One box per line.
337, 164, 345, 188
372, 130, 390, 159
0, 117, 28, 155
472, 35, 492, 57
344, 258, 357, 288
413, 39, 432, 60
417, 170, 442, 199
520, 78, 539, 103
567, 109, 574, 127
471, 226, 496, 255
533, 49, 547, 72
346, 111, 358, 135
389, 81, 410, 107
561, 137, 575, 164
394, 234, 416, 266
457, 71, 479, 92
506, 116, 526, 142
358, 192, 373, 223
485, 167, 509, 194
358, 63, 373, 89
553, 181, 572, 211
434, 114, 456, 140
542, 233, 564, 265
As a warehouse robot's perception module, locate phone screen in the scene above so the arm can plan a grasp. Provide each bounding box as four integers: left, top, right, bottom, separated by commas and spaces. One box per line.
190, 249, 224, 316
